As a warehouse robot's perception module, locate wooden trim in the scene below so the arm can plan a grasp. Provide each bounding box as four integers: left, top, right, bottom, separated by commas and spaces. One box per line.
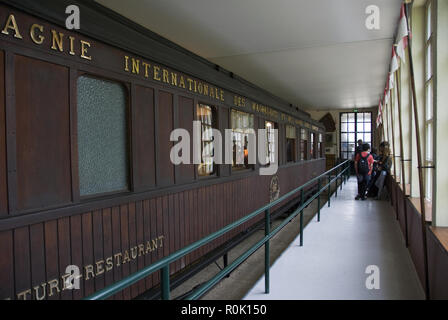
0, 159, 325, 231
70, 68, 80, 202
429, 227, 448, 252
4, 51, 17, 214
173, 93, 179, 184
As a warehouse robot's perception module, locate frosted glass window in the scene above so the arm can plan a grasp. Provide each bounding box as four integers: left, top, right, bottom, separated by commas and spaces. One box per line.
77, 76, 129, 196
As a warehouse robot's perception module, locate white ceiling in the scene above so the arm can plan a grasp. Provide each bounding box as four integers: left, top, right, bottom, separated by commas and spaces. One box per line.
96, 0, 402, 110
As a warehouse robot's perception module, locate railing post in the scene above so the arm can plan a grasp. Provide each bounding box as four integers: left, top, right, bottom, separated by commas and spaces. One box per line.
346, 162, 350, 183
344, 164, 347, 184
328, 174, 331, 207
340, 168, 343, 190
161, 265, 170, 300
223, 253, 230, 278
300, 189, 304, 246
335, 167, 338, 198
264, 209, 270, 294
317, 178, 321, 222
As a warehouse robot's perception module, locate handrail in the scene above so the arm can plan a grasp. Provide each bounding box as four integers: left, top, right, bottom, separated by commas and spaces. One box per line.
85, 160, 351, 300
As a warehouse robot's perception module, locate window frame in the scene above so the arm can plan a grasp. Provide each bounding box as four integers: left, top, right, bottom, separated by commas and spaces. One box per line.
300, 127, 308, 161
230, 109, 255, 172
265, 120, 277, 165
285, 124, 297, 163
339, 112, 373, 160
424, 0, 434, 201
196, 103, 218, 177
319, 133, 324, 158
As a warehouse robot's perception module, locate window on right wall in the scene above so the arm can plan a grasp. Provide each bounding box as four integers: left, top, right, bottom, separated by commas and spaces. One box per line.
424, 0, 434, 201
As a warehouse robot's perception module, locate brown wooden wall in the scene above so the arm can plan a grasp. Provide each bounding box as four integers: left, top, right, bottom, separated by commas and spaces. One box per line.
0, 161, 324, 300
0, 4, 326, 300
388, 177, 448, 300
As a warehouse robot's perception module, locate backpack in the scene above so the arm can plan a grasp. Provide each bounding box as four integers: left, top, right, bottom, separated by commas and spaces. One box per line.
358, 154, 370, 175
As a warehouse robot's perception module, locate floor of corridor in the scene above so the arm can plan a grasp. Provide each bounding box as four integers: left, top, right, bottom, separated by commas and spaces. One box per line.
243, 177, 425, 300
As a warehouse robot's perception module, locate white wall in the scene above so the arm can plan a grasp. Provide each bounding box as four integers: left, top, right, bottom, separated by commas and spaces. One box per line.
434, 0, 448, 227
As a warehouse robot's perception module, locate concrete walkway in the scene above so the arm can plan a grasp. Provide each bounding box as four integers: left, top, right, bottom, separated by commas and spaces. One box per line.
244, 178, 424, 300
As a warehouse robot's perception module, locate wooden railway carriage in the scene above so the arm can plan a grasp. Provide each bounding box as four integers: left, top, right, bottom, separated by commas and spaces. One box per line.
0, 0, 325, 300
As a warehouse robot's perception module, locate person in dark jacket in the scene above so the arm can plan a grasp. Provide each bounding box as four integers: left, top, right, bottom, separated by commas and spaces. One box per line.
354, 139, 363, 159
368, 142, 392, 199
366, 147, 379, 193
354, 143, 374, 200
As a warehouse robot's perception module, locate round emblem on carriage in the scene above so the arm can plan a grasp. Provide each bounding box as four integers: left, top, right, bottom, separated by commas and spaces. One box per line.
269, 175, 280, 202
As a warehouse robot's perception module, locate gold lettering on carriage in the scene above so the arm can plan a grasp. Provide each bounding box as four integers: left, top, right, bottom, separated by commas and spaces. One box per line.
12, 235, 164, 300
1, 13, 92, 60
124, 55, 225, 103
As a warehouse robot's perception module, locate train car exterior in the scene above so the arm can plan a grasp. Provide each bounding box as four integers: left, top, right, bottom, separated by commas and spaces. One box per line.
0, 1, 325, 300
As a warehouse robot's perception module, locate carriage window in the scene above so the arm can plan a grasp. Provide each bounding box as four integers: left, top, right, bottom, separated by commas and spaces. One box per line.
319, 133, 324, 158
231, 110, 254, 170
310, 132, 316, 159
265, 121, 276, 165
300, 128, 308, 161
77, 76, 129, 196
286, 125, 296, 162
197, 104, 216, 176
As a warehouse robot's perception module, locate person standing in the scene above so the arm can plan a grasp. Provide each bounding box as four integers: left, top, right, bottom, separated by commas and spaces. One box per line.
354, 139, 363, 159
374, 143, 392, 199
354, 143, 374, 200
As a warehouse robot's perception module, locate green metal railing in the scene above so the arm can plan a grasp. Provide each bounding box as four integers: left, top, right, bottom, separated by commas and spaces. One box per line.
85, 160, 351, 300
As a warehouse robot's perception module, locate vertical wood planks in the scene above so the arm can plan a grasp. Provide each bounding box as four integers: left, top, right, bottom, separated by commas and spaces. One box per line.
133, 86, 155, 191
135, 201, 145, 295
14, 55, 71, 212
14, 227, 30, 299
58, 217, 72, 300
70, 215, 83, 300
0, 50, 7, 216
128, 202, 139, 297
92, 210, 104, 293
102, 208, 114, 296
44, 221, 59, 300
157, 90, 174, 187
0, 231, 14, 299
110, 206, 123, 300
29, 224, 45, 300
119, 204, 131, 299
81, 213, 94, 298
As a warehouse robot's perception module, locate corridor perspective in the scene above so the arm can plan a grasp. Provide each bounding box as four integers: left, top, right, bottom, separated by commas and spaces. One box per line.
0, 0, 446, 303
244, 178, 424, 300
